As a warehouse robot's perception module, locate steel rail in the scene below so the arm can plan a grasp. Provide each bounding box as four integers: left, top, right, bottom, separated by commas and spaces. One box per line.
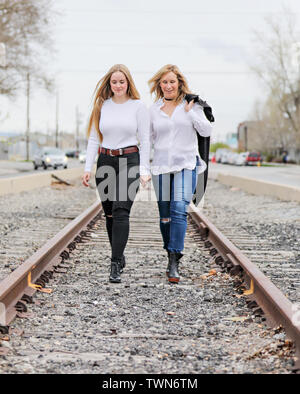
0, 201, 102, 327
189, 203, 300, 368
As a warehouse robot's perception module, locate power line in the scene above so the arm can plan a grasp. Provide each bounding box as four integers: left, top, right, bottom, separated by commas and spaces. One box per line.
57, 69, 254, 75
55, 28, 252, 35
65, 9, 300, 15
56, 42, 254, 49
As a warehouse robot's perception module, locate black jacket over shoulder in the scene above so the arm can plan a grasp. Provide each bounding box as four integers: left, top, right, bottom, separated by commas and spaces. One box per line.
184, 94, 215, 206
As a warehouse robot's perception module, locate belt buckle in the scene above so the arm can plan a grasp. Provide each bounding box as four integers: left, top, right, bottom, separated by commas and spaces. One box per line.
109, 148, 123, 156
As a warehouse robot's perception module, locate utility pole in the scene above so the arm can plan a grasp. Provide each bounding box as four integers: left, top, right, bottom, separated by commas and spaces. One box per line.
55, 90, 59, 148
75, 106, 82, 151
26, 72, 30, 161
0, 43, 6, 67
291, 42, 300, 132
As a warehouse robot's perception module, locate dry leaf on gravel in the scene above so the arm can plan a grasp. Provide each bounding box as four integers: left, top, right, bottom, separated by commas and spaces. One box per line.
200, 269, 217, 280
225, 316, 248, 322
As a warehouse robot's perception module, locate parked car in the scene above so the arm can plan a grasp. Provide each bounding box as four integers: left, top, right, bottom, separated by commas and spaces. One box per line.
234, 151, 261, 166
215, 148, 228, 163
33, 147, 68, 170
220, 150, 231, 164
227, 152, 238, 165
64, 149, 80, 158
234, 152, 248, 166
79, 150, 86, 163
245, 151, 261, 165
215, 148, 233, 164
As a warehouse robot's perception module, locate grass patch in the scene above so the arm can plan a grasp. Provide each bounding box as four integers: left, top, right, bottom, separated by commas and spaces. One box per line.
260, 163, 283, 167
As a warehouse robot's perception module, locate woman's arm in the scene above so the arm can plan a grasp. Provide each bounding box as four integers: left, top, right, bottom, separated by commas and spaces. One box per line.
82, 128, 100, 187
185, 101, 213, 137
136, 102, 151, 177
84, 128, 100, 173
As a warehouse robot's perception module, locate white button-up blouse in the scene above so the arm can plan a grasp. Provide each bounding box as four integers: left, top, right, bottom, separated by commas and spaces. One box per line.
149, 98, 213, 175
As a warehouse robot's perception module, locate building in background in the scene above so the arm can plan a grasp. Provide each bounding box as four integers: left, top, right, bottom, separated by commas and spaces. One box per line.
237, 121, 300, 162
237, 121, 260, 152
0, 132, 20, 160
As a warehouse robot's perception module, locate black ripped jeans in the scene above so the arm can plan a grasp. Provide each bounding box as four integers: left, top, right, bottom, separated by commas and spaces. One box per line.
95, 149, 140, 262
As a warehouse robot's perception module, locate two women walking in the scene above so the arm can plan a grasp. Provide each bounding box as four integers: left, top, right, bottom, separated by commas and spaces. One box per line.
82, 64, 212, 284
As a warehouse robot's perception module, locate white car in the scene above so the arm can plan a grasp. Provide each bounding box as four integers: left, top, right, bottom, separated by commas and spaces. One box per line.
33, 147, 68, 170
235, 152, 248, 166
79, 150, 87, 163
215, 148, 227, 163
228, 152, 238, 165
220, 150, 231, 164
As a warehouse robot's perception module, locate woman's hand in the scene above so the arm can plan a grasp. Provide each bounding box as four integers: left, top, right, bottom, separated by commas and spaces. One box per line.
140, 175, 151, 188
184, 99, 194, 112
82, 171, 91, 187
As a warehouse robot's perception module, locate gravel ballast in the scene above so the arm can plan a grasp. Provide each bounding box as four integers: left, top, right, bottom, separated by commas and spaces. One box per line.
0, 178, 298, 373
202, 179, 300, 304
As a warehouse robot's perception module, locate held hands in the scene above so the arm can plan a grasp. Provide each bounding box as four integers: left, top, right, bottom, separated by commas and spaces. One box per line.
184, 99, 194, 112
140, 175, 151, 188
82, 172, 91, 187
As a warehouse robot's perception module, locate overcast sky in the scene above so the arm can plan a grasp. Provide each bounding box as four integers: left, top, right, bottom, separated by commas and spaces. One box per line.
1, 0, 300, 143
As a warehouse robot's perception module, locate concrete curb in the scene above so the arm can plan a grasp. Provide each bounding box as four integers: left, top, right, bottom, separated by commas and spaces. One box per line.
209, 171, 300, 203
0, 167, 84, 196
2, 166, 299, 204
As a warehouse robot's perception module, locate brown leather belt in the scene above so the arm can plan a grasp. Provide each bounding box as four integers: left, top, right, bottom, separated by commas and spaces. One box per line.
100, 146, 139, 156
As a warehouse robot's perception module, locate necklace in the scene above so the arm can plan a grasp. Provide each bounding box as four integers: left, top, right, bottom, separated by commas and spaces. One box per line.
163, 97, 175, 101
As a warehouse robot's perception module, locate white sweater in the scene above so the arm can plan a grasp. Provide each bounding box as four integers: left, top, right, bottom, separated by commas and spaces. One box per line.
84, 98, 151, 175
150, 99, 212, 175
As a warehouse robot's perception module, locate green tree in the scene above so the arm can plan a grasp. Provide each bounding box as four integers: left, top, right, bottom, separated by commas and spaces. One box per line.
210, 142, 230, 152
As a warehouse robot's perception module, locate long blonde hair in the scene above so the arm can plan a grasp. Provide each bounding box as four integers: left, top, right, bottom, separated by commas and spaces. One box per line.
87, 64, 140, 141
148, 64, 191, 103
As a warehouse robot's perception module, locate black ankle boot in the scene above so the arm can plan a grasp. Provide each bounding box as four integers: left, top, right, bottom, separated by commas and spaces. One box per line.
166, 250, 170, 276
168, 252, 183, 283
119, 255, 126, 274
109, 260, 121, 283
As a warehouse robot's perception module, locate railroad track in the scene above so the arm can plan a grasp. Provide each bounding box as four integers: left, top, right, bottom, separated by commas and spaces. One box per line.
0, 192, 299, 373
200, 207, 300, 304
0, 178, 96, 281
189, 205, 300, 365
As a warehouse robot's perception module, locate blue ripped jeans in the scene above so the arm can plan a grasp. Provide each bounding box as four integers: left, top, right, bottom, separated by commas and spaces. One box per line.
152, 165, 198, 253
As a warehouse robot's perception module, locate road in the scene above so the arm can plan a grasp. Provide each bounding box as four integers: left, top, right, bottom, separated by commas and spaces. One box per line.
209, 162, 300, 189
0, 159, 85, 178
1, 159, 300, 189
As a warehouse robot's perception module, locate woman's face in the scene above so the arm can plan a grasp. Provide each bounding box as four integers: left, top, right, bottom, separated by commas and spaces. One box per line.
110, 71, 128, 97
159, 71, 179, 100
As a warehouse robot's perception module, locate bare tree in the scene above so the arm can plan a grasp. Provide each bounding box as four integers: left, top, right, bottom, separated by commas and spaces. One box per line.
0, 0, 56, 97
250, 7, 300, 135
0, 0, 57, 159
248, 90, 299, 160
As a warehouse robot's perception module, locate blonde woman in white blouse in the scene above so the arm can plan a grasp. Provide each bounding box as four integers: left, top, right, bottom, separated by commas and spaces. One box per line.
82, 64, 151, 283
148, 64, 212, 283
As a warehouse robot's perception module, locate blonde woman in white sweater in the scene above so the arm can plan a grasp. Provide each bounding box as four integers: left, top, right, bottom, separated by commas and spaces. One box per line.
82, 64, 151, 283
